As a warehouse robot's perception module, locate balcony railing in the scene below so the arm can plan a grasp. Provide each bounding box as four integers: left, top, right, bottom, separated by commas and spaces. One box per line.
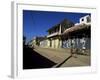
47, 32, 59, 38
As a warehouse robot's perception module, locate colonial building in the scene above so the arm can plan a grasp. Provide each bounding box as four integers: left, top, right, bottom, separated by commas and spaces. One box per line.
40, 38, 48, 48
46, 19, 74, 48
30, 15, 91, 55
62, 15, 91, 55
29, 36, 46, 48
62, 15, 91, 49
45, 15, 90, 55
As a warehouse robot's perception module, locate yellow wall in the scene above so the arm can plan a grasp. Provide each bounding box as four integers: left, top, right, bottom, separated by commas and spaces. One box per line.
51, 38, 60, 48
59, 39, 62, 48
52, 39, 55, 48
55, 38, 59, 48
47, 37, 62, 48
46, 39, 49, 48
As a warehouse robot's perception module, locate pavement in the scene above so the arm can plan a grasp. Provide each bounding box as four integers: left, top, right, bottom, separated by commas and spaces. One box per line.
59, 56, 90, 67
33, 46, 90, 68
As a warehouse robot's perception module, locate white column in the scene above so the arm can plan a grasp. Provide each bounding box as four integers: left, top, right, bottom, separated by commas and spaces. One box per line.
59, 24, 61, 34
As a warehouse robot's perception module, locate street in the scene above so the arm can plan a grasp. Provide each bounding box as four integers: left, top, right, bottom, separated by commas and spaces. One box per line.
33, 46, 90, 68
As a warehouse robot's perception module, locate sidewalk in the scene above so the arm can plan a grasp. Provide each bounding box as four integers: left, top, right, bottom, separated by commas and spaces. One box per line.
33, 46, 90, 67
34, 47, 71, 63
60, 56, 90, 67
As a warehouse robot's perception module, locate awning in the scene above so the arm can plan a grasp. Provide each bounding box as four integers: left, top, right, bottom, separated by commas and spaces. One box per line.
62, 23, 91, 35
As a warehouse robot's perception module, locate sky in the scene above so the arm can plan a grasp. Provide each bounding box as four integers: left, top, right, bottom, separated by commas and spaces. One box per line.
23, 10, 90, 42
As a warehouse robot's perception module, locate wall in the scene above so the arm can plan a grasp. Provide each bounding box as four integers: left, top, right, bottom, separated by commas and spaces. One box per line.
62, 38, 90, 49
48, 37, 60, 48
40, 39, 48, 48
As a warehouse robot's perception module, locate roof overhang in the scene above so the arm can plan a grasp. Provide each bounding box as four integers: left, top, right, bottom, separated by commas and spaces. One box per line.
62, 23, 91, 35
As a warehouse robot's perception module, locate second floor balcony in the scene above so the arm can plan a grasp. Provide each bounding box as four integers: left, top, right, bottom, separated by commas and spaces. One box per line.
47, 32, 60, 38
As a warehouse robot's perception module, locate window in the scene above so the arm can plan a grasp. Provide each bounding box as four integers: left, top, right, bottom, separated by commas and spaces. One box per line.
81, 18, 84, 21
87, 16, 91, 23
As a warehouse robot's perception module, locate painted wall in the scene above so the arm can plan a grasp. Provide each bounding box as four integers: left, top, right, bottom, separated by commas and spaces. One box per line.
39, 37, 90, 50
40, 39, 48, 48
51, 38, 60, 48
44, 37, 61, 48
62, 38, 90, 49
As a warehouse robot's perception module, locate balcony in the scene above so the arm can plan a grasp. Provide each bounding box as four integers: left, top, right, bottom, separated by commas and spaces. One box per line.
47, 32, 59, 38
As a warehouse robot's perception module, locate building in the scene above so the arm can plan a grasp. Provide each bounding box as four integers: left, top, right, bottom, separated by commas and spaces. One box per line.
29, 36, 46, 48
40, 38, 48, 48
46, 15, 91, 55
30, 15, 91, 55
79, 15, 91, 25
62, 15, 91, 55
46, 19, 74, 48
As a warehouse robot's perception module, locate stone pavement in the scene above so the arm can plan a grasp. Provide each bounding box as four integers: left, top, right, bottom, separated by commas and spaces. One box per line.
33, 46, 90, 67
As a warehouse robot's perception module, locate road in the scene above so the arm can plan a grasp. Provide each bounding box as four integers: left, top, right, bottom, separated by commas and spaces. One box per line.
33, 46, 90, 67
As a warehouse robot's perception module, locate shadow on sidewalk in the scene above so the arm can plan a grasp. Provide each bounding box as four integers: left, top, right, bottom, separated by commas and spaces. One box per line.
55, 56, 72, 68
23, 45, 57, 69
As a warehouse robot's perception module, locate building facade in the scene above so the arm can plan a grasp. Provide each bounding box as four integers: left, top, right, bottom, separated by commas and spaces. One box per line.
30, 15, 91, 55
62, 15, 91, 49
46, 19, 74, 48
61, 15, 91, 55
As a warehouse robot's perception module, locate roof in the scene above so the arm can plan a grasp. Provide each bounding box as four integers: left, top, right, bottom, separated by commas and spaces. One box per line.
47, 19, 74, 32
62, 23, 91, 35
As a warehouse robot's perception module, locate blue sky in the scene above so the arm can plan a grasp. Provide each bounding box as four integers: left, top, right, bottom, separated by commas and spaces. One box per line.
23, 10, 90, 42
